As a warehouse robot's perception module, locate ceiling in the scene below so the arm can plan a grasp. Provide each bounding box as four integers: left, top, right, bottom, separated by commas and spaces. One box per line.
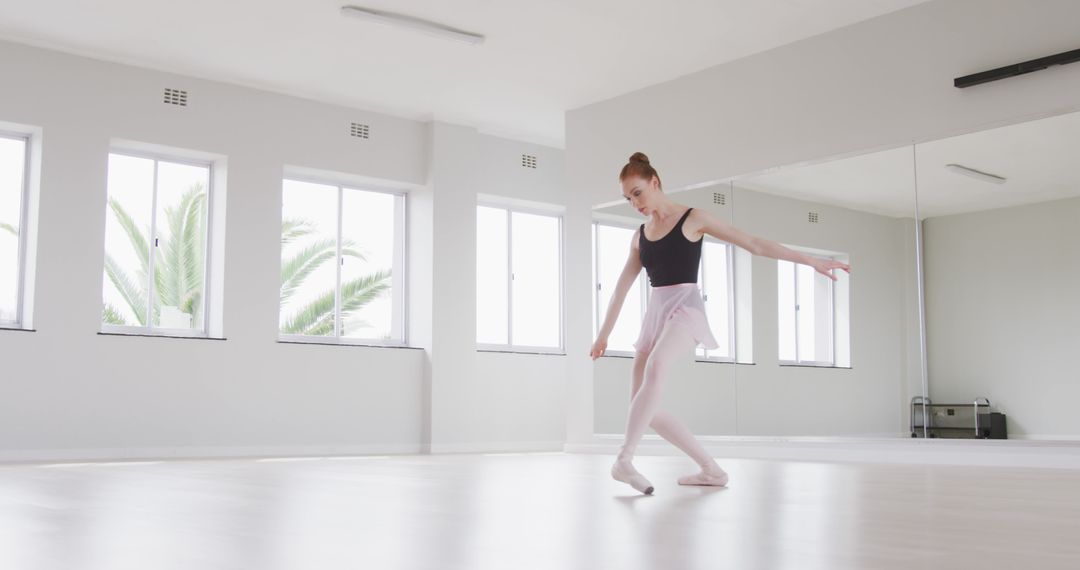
0, 0, 929, 147
731, 109, 1080, 219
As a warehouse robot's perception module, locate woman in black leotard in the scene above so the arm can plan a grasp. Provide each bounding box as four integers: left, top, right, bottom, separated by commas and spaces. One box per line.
591, 152, 850, 495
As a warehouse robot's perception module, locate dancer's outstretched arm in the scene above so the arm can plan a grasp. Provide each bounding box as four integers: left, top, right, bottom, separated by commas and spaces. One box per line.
590, 229, 644, 360
686, 208, 851, 281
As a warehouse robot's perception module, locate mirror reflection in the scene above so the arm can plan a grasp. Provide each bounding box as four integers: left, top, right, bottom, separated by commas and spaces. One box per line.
592, 147, 922, 438
915, 110, 1080, 440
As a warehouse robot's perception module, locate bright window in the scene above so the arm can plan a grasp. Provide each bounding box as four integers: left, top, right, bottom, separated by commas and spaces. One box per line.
778, 254, 850, 366
0, 134, 27, 326
280, 179, 406, 344
696, 238, 736, 361
477, 205, 562, 351
101, 152, 212, 335
592, 222, 647, 354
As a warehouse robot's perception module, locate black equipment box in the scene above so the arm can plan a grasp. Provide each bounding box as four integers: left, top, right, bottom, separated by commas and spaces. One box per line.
910, 397, 1007, 439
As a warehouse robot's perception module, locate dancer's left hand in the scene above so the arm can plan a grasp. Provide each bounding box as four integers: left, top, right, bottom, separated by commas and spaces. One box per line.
589, 338, 607, 361
811, 258, 850, 281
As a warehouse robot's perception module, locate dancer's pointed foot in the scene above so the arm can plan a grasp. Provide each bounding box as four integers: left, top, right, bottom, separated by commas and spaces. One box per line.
677, 464, 729, 487
611, 458, 654, 494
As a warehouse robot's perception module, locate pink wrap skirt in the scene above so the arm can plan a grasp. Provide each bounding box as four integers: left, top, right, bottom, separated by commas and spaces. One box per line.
633, 283, 720, 354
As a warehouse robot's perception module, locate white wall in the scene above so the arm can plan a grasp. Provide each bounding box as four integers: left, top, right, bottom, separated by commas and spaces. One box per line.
422, 123, 567, 453
924, 197, 1080, 438
0, 39, 566, 461
565, 0, 1080, 448
593, 186, 919, 437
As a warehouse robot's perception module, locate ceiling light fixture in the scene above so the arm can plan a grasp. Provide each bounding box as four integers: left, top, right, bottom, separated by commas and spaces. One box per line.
944, 163, 1007, 185
340, 5, 485, 46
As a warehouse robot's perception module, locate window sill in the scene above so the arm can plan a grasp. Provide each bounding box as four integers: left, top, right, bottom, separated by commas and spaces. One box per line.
596, 354, 755, 365
277, 339, 421, 350
0, 326, 35, 333
779, 363, 852, 369
97, 331, 225, 341
477, 348, 566, 356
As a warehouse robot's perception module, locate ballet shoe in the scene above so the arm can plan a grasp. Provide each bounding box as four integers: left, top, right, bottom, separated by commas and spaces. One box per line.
611, 458, 654, 495
677, 465, 729, 487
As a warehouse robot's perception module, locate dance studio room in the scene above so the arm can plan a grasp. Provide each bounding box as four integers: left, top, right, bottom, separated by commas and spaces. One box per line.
1, 1, 1079, 568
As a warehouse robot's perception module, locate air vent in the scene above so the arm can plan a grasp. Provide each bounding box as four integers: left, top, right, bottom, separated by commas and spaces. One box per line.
163, 88, 188, 107
712, 192, 726, 205
521, 154, 537, 169
350, 123, 370, 139
808, 212, 820, 223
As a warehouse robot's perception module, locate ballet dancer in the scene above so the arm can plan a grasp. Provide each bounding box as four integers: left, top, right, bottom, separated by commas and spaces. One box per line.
591, 152, 850, 495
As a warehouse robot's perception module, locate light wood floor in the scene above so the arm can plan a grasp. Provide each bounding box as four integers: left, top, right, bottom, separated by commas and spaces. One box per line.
1, 452, 1078, 570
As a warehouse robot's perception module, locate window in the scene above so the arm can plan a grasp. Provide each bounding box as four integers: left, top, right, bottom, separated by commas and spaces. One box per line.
696, 238, 736, 361
592, 222, 647, 354
477, 204, 562, 352
778, 253, 850, 367
101, 151, 212, 335
0, 134, 27, 327
279, 178, 406, 345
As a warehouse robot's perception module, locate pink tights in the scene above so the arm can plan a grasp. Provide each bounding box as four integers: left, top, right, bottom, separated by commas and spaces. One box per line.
610, 310, 728, 493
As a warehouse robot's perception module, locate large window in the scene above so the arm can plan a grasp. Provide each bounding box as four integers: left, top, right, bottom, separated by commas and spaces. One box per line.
778, 253, 850, 367
592, 222, 647, 354
477, 204, 562, 352
101, 151, 212, 335
0, 134, 27, 327
279, 179, 406, 345
696, 238, 736, 361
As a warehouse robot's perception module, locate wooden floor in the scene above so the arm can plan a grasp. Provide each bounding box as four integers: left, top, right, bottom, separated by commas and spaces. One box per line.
1, 452, 1078, 569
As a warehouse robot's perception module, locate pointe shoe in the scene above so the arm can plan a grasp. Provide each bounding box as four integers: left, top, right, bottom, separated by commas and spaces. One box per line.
677, 465, 729, 487
611, 459, 654, 495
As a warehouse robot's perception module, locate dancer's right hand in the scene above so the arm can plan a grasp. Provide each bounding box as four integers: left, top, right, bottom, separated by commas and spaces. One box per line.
589, 338, 607, 360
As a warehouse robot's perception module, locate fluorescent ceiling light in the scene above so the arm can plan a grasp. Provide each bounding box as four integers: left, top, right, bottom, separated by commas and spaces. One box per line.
944, 163, 1007, 185
341, 6, 485, 46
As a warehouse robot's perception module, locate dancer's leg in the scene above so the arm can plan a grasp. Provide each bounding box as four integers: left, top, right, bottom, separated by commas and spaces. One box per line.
612, 311, 697, 493
627, 343, 729, 487
627, 352, 719, 469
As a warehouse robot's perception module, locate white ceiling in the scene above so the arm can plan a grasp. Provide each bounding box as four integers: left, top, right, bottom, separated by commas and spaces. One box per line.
736, 146, 917, 218
0, 0, 929, 147
732, 110, 1080, 220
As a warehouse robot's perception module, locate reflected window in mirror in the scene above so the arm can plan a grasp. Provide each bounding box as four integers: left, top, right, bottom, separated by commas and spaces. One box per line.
778, 251, 851, 367
695, 238, 736, 362
592, 221, 648, 355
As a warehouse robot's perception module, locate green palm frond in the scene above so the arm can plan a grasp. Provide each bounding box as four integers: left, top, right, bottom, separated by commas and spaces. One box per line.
0, 221, 17, 237
178, 185, 207, 295
281, 218, 314, 246
279, 234, 368, 306
280, 241, 337, 307
185, 197, 207, 316
339, 270, 392, 335
280, 286, 337, 335
158, 184, 206, 310
102, 303, 128, 325
303, 312, 338, 337
107, 197, 150, 278
103, 182, 211, 328
103, 253, 147, 326
279, 270, 392, 336
278, 212, 389, 335
340, 244, 366, 261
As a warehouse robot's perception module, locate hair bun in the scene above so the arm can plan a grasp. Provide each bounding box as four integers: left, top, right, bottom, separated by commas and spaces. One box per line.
629, 152, 650, 165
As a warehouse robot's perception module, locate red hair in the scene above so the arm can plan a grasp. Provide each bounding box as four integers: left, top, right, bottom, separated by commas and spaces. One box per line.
619, 152, 661, 187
